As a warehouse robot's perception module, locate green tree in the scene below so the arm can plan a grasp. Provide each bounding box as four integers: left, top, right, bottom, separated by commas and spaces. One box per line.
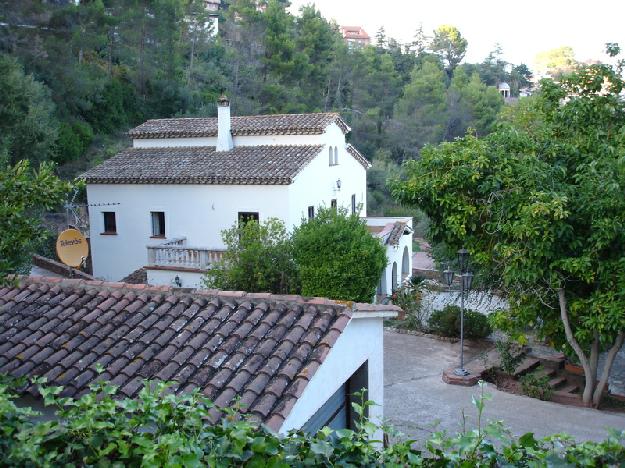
203, 218, 299, 294
292, 207, 386, 302
429, 25, 467, 77
447, 70, 502, 139
0, 54, 58, 165
294, 5, 338, 111
0, 161, 74, 283
392, 48, 625, 407
390, 58, 448, 158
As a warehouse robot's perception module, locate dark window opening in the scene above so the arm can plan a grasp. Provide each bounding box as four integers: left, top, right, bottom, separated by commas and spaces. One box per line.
102, 212, 116, 234
351, 194, 356, 215
238, 212, 259, 226
331, 199, 337, 209
302, 360, 368, 434
308, 206, 315, 220
151, 211, 165, 237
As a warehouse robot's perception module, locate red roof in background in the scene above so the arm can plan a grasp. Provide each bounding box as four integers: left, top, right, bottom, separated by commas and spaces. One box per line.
340, 25, 370, 41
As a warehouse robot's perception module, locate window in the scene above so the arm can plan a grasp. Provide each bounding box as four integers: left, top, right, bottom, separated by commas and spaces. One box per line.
329, 147, 334, 166
331, 199, 337, 209
238, 212, 259, 226
334, 146, 339, 165
308, 206, 315, 220
151, 211, 166, 237
102, 212, 117, 234
351, 194, 356, 215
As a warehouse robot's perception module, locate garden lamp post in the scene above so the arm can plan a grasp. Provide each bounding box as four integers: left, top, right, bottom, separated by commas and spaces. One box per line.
443, 248, 474, 376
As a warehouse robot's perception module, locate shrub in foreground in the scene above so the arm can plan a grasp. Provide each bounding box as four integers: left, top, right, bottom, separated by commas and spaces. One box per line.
292, 207, 386, 302
428, 304, 492, 339
1, 376, 624, 466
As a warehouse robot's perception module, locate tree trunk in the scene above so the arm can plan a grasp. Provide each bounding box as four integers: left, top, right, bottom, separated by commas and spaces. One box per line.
592, 332, 624, 407
589, 332, 599, 387
558, 288, 594, 406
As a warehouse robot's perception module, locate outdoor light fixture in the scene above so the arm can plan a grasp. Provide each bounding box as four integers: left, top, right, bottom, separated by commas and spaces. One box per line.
462, 271, 474, 291
441, 248, 473, 377
336, 179, 342, 191
174, 275, 182, 288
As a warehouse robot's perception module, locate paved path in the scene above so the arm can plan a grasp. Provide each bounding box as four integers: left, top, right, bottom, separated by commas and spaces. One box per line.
383, 330, 625, 444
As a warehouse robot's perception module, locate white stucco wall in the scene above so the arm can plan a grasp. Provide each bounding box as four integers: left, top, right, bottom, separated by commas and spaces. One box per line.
146, 269, 206, 289
87, 183, 290, 281
289, 131, 367, 222
280, 315, 385, 439
89, 123, 369, 282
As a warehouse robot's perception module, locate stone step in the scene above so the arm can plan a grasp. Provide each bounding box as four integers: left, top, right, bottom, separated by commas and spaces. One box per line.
534, 367, 557, 379
513, 357, 540, 377
559, 383, 580, 394
548, 375, 567, 389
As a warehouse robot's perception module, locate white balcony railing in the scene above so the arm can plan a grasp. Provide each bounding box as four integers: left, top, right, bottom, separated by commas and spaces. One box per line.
147, 237, 225, 270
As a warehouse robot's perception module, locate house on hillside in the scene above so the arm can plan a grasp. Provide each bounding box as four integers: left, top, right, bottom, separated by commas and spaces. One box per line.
340, 25, 371, 48
82, 97, 411, 296
0, 277, 399, 436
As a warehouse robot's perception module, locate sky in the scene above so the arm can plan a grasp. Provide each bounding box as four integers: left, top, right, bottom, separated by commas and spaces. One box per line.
288, 0, 625, 67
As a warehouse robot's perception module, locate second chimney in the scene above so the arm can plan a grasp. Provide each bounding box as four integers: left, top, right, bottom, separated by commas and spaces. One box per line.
216, 95, 234, 152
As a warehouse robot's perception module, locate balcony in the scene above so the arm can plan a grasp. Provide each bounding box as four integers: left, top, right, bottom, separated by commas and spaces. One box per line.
147, 237, 225, 272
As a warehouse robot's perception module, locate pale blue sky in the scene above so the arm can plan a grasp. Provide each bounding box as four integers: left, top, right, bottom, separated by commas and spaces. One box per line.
289, 0, 625, 67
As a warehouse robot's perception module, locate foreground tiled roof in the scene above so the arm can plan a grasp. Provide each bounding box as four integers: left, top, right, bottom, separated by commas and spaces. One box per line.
0, 277, 398, 430
81, 145, 323, 185
128, 113, 350, 139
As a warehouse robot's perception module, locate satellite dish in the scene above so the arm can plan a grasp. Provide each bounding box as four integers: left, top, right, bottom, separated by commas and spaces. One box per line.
56, 228, 89, 268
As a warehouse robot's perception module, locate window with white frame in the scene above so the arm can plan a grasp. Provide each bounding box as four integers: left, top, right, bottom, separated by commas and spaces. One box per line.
150, 211, 166, 237
329, 147, 334, 166
334, 146, 339, 165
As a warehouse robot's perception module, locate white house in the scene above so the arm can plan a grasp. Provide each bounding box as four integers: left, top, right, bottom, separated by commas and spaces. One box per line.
82, 97, 410, 295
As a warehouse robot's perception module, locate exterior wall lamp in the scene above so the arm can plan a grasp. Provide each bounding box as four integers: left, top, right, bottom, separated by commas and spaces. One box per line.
442, 247, 474, 376
336, 179, 342, 191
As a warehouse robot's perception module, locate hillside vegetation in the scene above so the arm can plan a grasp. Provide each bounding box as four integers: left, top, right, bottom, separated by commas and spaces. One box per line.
0, 0, 532, 215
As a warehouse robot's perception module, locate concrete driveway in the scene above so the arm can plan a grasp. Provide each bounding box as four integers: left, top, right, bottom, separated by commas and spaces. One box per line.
383, 330, 625, 443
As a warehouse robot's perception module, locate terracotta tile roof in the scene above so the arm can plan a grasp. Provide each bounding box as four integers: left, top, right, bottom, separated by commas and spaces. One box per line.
340, 26, 370, 41
120, 268, 147, 284
346, 144, 372, 169
0, 277, 399, 430
128, 113, 350, 139
375, 221, 411, 246
81, 145, 323, 185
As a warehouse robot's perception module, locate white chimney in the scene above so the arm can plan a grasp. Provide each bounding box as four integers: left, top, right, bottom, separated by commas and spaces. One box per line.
216, 95, 234, 152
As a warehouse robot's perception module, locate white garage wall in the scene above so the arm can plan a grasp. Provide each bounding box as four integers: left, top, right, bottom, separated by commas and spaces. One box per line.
280, 315, 385, 440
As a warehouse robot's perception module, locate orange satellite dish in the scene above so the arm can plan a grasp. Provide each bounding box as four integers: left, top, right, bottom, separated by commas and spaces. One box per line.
56, 228, 89, 268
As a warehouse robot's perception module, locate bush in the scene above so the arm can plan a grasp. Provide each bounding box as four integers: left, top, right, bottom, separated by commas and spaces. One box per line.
1, 377, 623, 466
292, 207, 386, 302
391, 283, 426, 330
495, 339, 524, 375
520, 368, 553, 401
203, 218, 299, 294
428, 305, 492, 339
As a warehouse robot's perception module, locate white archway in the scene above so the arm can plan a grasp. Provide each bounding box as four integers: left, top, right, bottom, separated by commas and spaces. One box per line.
401, 246, 409, 281
392, 262, 398, 291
